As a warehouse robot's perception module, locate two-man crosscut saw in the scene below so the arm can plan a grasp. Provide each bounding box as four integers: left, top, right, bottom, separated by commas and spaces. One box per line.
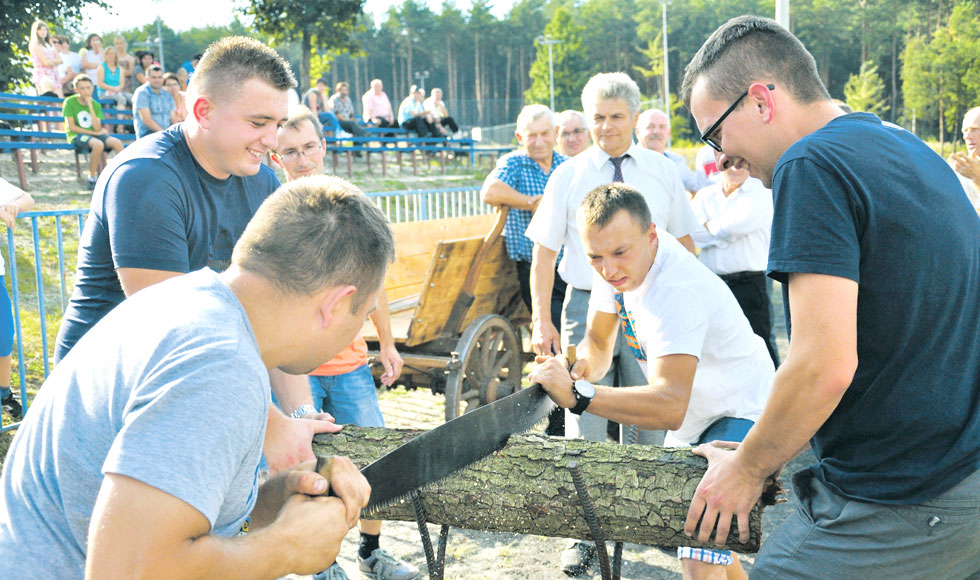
317, 347, 578, 509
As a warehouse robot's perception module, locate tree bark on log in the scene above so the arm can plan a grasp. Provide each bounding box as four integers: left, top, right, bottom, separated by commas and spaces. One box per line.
312, 427, 782, 553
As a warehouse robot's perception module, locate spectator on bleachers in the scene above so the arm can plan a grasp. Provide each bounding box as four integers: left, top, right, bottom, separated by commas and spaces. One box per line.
113, 36, 135, 79
176, 66, 189, 91
131, 51, 154, 91
97, 46, 131, 109
62, 75, 124, 189
636, 108, 711, 195
328, 81, 366, 137
54, 35, 81, 96
163, 72, 188, 123
28, 20, 63, 98
0, 178, 34, 419
132, 65, 176, 138
79, 33, 103, 79
362, 78, 395, 128
555, 110, 590, 157
398, 85, 437, 138
423, 88, 459, 137
303, 78, 330, 116
949, 106, 980, 212
180, 53, 201, 83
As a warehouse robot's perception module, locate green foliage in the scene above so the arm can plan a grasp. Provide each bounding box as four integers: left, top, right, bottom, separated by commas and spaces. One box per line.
243, 0, 363, 92
1, 0, 108, 92
901, 1, 980, 143
845, 60, 888, 115
525, 4, 589, 112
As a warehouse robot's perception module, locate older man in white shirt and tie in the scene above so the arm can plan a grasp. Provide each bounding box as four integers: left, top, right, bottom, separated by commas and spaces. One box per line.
690, 165, 779, 365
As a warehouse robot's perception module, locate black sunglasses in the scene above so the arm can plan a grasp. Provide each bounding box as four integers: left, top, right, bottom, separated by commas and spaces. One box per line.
700, 84, 775, 152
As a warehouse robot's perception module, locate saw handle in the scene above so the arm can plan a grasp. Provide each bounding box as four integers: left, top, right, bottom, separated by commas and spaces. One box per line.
314, 455, 335, 497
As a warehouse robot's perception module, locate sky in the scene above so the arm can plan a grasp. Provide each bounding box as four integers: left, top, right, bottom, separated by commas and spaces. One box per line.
81, 0, 517, 33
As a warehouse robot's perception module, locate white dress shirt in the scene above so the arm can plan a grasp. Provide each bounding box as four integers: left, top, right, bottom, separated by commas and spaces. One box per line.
526, 142, 699, 290
665, 150, 712, 193
590, 233, 774, 446
689, 177, 773, 275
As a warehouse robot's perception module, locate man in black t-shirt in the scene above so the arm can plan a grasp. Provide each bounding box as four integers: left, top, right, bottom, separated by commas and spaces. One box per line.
680, 16, 980, 579
54, 36, 343, 476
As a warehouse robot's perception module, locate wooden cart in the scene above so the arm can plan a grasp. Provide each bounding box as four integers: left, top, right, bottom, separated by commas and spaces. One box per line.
362, 208, 531, 421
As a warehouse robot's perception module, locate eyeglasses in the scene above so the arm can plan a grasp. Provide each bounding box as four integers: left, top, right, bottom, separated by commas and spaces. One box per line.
559, 128, 587, 139
700, 84, 774, 152
275, 142, 322, 163
52, 40, 61, 45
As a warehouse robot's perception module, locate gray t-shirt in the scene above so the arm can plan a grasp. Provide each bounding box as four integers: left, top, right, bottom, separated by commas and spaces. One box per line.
0, 269, 269, 578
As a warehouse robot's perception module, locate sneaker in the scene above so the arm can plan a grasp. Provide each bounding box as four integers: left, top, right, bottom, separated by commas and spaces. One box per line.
314, 562, 351, 580
87, 176, 98, 190
358, 548, 420, 580
560, 540, 596, 576
1, 392, 22, 418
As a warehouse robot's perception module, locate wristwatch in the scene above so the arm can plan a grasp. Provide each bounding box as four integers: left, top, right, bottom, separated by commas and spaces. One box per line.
569, 379, 596, 415
288, 404, 318, 419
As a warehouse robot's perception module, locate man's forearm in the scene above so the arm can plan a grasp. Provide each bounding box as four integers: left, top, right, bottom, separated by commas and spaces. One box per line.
369, 289, 395, 350
733, 273, 858, 479
481, 179, 538, 210
269, 368, 314, 415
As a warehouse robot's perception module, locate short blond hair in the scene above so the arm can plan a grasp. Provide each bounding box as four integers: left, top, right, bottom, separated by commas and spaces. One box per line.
232, 176, 394, 310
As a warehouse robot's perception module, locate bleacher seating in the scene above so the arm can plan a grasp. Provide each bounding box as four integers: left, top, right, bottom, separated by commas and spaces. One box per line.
0, 93, 135, 189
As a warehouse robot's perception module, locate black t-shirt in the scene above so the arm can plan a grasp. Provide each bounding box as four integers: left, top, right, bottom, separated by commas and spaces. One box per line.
769, 113, 980, 503
55, 124, 279, 361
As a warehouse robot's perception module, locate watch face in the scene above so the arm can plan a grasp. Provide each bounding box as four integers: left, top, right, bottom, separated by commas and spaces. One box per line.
574, 379, 596, 398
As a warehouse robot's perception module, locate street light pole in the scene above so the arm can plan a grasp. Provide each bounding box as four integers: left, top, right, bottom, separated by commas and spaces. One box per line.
775, 0, 790, 29
662, 1, 670, 129
535, 34, 561, 111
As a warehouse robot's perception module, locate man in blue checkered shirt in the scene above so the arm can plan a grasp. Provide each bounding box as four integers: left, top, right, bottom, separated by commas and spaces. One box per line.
481, 104, 568, 436
481, 104, 569, 320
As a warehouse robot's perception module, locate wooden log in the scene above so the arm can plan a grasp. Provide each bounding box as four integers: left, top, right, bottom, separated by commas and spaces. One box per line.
313, 427, 782, 553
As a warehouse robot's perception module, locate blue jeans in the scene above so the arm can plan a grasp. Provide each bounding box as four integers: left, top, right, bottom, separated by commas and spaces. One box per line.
309, 364, 384, 427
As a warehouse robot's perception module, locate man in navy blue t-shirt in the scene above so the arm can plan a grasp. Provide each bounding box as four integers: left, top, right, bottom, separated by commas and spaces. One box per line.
53, 37, 342, 474
681, 16, 980, 579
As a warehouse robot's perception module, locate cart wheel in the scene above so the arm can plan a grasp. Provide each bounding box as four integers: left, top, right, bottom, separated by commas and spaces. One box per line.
444, 314, 523, 421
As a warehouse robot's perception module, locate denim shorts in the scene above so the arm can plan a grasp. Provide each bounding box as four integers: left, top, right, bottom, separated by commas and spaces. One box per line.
308, 364, 384, 427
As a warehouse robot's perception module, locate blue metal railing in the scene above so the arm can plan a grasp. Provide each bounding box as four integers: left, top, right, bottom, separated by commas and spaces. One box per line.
0, 187, 483, 432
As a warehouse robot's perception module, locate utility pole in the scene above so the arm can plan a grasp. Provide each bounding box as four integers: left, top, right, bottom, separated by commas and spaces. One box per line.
775, 0, 790, 29
662, 0, 670, 145
535, 35, 561, 112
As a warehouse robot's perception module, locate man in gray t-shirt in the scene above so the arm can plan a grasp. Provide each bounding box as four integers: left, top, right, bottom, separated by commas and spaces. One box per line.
0, 175, 394, 579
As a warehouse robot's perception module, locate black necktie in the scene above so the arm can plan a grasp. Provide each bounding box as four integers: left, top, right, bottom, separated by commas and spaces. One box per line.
610, 154, 629, 183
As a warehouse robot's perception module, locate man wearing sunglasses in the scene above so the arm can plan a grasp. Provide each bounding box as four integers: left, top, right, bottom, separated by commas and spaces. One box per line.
683, 16, 980, 579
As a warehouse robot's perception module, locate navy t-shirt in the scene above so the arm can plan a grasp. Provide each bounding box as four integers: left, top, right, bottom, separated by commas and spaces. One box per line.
768, 113, 980, 504
54, 124, 280, 361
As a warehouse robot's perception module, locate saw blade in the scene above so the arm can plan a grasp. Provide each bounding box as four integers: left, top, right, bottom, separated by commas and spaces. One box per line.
361, 382, 555, 510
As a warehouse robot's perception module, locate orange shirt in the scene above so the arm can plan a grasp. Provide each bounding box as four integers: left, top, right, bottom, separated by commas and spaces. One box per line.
311, 335, 368, 376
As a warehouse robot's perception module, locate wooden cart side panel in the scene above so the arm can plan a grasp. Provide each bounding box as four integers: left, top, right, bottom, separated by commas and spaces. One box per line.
383, 214, 497, 302
406, 237, 519, 346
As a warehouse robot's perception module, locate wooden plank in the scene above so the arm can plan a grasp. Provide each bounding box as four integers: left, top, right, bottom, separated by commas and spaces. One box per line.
406, 237, 484, 346
362, 308, 413, 343
388, 214, 495, 258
